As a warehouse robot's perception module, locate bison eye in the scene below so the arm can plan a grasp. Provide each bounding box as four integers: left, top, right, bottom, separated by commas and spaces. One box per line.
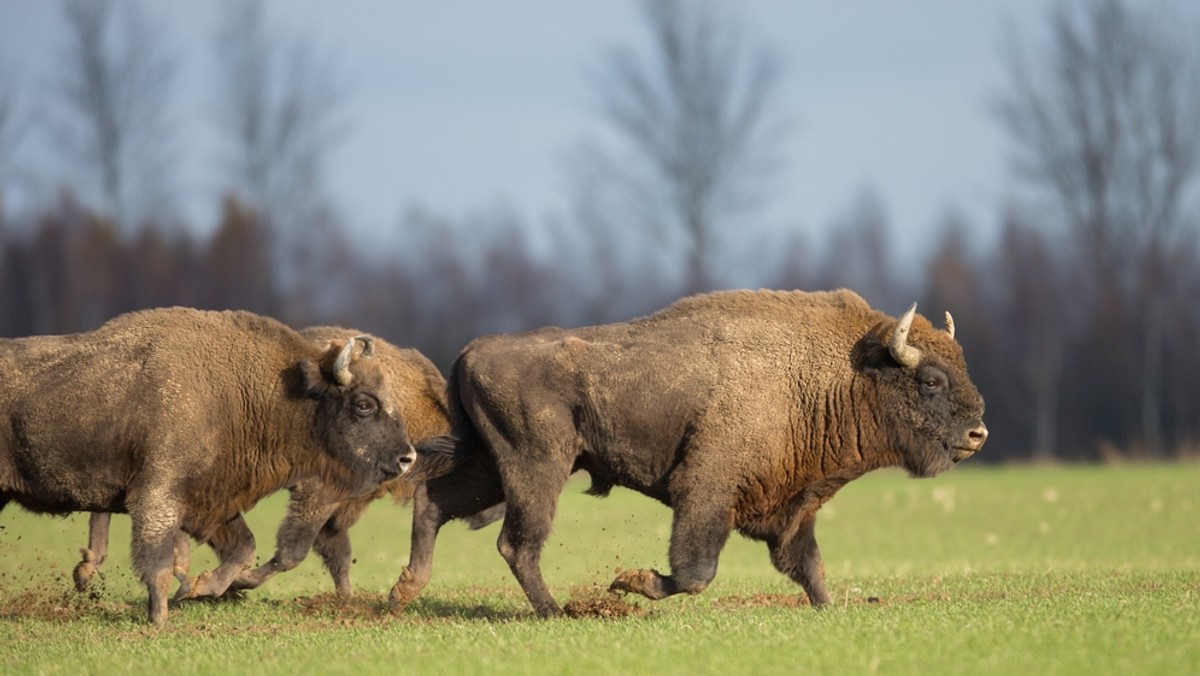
351, 396, 379, 418
917, 366, 949, 394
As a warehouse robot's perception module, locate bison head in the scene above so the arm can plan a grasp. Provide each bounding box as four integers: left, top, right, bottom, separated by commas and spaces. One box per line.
855, 303, 988, 478
299, 336, 417, 494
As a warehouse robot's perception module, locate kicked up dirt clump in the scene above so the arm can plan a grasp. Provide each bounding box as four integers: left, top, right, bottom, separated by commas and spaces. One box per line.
563, 585, 648, 619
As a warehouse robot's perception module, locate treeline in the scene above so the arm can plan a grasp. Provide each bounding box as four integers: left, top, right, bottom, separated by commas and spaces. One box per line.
2, 192, 1198, 463
3, 0, 1199, 462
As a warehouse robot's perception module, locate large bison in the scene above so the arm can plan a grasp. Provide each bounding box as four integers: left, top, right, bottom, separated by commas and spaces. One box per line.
73, 328, 452, 598
389, 289, 987, 616
0, 308, 416, 624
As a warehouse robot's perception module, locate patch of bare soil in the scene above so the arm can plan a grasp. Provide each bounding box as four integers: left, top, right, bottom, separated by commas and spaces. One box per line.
0, 587, 139, 623
714, 593, 811, 610
285, 592, 391, 626
714, 594, 883, 609
563, 585, 648, 619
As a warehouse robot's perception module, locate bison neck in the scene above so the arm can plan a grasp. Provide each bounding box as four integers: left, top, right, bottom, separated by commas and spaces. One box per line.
735, 377, 902, 539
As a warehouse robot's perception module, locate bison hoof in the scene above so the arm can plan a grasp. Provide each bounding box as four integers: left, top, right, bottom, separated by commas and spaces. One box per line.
178, 571, 218, 599
73, 563, 96, 592
608, 568, 660, 597
388, 583, 414, 614
388, 568, 424, 614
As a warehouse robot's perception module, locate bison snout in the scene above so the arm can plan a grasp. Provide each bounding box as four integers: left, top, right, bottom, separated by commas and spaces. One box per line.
951, 422, 988, 463
965, 422, 988, 452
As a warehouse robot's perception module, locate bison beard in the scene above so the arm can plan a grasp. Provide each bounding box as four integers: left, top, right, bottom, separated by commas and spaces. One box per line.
388, 289, 987, 617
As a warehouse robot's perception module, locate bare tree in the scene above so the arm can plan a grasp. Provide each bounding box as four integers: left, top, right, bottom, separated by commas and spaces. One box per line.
212, 0, 345, 233
211, 0, 348, 322
0, 59, 31, 184
574, 0, 786, 293
52, 0, 176, 232
995, 0, 1200, 455
995, 212, 1069, 461
815, 186, 908, 311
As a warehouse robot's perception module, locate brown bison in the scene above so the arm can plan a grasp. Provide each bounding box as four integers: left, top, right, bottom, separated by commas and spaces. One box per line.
388, 289, 988, 616
227, 327, 452, 594
0, 308, 416, 624
73, 327, 452, 599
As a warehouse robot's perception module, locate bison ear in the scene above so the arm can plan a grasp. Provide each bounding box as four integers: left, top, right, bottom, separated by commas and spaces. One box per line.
297, 340, 354, 396
297, 358, 329, 398
853, 322, 902, 374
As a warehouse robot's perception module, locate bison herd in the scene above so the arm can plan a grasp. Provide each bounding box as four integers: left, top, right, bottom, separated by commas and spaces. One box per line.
0, 289, 987, 624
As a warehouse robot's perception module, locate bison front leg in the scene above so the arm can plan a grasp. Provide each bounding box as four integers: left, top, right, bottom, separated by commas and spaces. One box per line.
390, 484, 444, 613
229, 490, 338, 593
391, 469, 506, 614
610, 492, 733, 601
182, 514, 256, 599
313, 500, 370, 597
74, 512, 111, 592
129, 504, 183, 625
768, 513, 831, 607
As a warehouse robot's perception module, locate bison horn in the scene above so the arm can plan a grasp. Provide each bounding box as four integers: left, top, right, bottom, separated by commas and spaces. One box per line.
333, 335, 375, 386
889, 302, 922, 368
945, 311, 956, 340
355, 335, 375, 359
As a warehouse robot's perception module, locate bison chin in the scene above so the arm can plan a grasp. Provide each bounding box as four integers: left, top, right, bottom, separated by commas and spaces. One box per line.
901, 423, 988, 478
901, 445, 959, 479
320, 441, 415, 498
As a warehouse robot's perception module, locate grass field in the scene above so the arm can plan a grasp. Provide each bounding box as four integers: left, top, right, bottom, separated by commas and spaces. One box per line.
2, 463, 1197, 674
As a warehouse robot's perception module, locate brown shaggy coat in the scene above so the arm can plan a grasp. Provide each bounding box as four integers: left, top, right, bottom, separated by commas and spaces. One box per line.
0, 308, 415, 624
73, 327, 451, 599
389, 289, 988, 616
229, 327, 450, 594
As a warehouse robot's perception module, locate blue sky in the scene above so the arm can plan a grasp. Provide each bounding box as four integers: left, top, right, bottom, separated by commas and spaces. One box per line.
0, 1, 1151, 263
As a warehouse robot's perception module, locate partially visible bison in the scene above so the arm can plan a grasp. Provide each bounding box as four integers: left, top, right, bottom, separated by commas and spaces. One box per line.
73, 327, 452, 599
389, 289, 987, 616
0, 308, 416, 624
226, 327, 451, 594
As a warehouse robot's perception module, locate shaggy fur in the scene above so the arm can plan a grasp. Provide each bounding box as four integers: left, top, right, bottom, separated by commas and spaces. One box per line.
388, 289, 988, 617
0, 308, 415, 624
74, 327, 452, 599
228, 327, 451, 594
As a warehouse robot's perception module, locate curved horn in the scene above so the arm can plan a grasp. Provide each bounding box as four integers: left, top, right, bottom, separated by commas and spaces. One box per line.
355, 335, 375, 359
889, 302, 922, 368
333, 339, 356, 386
944, 311, 956, 340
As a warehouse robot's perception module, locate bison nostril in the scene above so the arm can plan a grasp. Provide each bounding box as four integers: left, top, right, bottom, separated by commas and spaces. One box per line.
399, 444, 417, 467
968, 423, 989, 449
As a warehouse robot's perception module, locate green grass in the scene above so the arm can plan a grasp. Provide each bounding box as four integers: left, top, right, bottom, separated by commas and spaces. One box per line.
2, 463, 1198, 674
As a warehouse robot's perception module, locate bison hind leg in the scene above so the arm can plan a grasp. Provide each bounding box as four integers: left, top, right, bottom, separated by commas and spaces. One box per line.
495, 466, 574, 618
74, 512, 113, 593
610, 489, 732, 601
607, 562, 715, 600
73, 548, 101, 593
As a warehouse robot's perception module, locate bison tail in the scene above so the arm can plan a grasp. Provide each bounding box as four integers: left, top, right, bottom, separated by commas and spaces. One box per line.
403, 435, 467, 482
